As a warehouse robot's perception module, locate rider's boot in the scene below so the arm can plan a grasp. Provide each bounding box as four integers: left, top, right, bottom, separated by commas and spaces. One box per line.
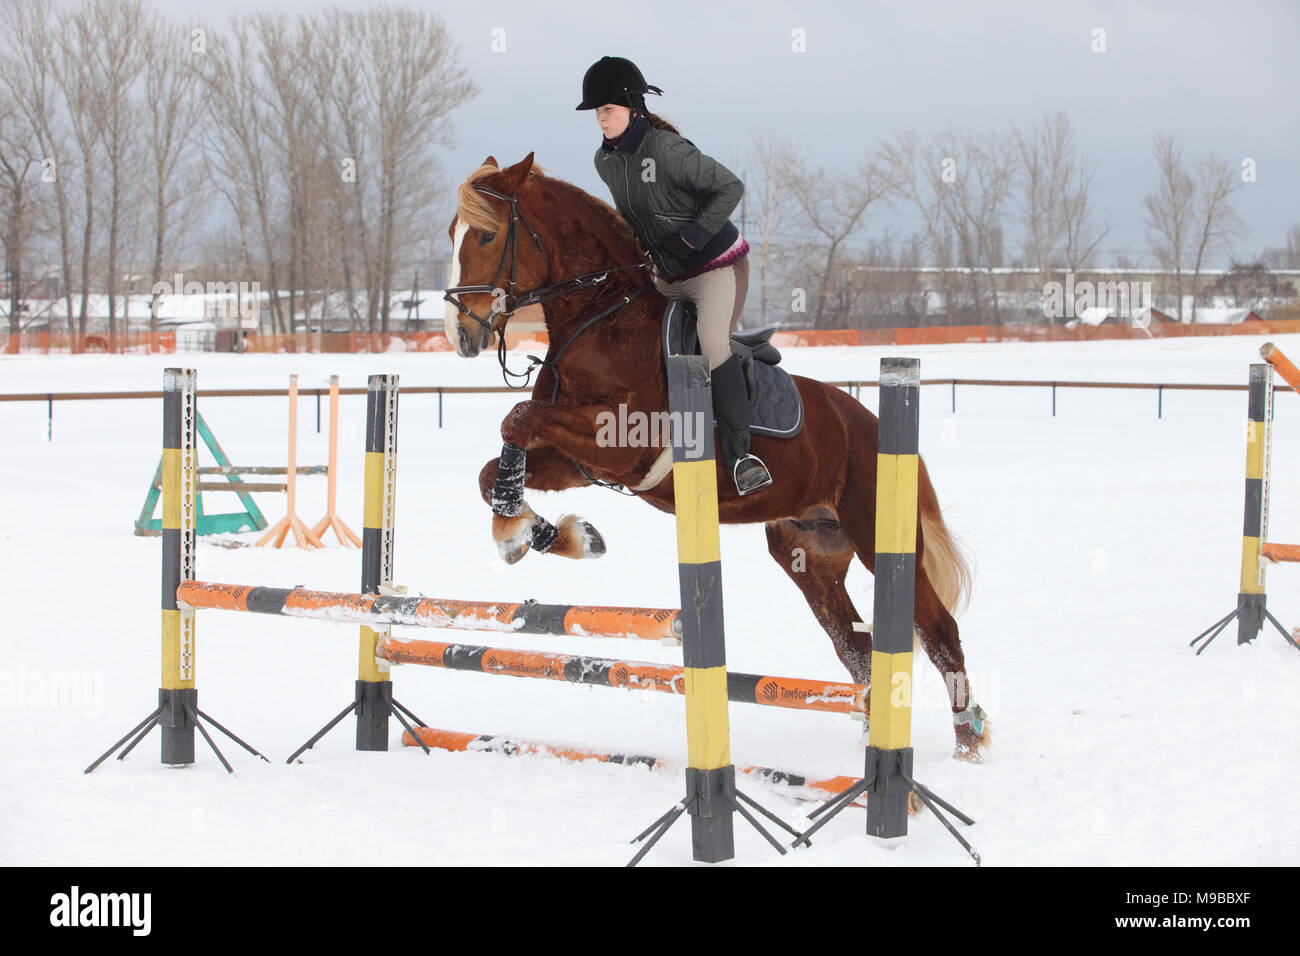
710, 353, 773, 496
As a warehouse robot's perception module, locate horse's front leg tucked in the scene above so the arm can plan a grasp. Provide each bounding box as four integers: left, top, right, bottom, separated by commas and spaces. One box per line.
487, 400, 656, 563
479, 444, 602, 562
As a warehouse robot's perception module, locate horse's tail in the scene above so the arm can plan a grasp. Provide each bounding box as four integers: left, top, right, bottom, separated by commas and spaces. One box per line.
918, 461, 972, 619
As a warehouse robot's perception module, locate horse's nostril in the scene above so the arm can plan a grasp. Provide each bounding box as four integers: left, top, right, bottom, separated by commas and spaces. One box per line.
458, 326, 471, 354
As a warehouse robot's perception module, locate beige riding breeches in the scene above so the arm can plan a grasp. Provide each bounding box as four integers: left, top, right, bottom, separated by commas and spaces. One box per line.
652, 257, 750, 370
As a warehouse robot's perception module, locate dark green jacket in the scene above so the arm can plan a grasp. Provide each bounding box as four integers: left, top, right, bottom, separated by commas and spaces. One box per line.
594, 114, 743, 279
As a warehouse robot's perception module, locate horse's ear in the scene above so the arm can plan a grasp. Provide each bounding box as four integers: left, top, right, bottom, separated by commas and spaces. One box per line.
482, 155, 499, 169
499, 152, 536, 193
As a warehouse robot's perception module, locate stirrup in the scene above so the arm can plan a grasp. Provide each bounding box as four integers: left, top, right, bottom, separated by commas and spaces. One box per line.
732, 454, 772, 496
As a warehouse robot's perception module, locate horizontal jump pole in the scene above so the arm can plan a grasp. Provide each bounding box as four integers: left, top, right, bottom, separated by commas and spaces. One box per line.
377, 636, 865, 715
196, 482, 288, 493
1262, 542, 1300, 563
198, 465, 328, 476
400, 725, 881, 810
1261, 342, 1300, 393
176, 581, 683, 643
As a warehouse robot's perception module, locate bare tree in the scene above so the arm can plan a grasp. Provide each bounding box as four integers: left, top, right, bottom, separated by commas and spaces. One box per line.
198, 18, 288, 333
745, 128, 795, 326
53, 0, 107, 336
0, 87, 42, 345
255, 12, 318, 332
321, 9, 374, 329
1060, 153, 1108, 274
783, 150, 889, 329
1187, 153, 1244, 322
0, 0, 77, 342
879, 129, 958, 325
143, 13, 202, 336
1015, 112, 1071, 278
934, 126, 1017, 324
1013, 112, 1109, 321
1144, 132, 1196, 321
81, 0, 148, 338
356, 6, 474, 332
1261, 224, 1300, 270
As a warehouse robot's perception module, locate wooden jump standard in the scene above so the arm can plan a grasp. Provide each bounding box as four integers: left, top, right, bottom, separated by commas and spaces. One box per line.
1191, 343, 1300, 655
134, 374, 352, 543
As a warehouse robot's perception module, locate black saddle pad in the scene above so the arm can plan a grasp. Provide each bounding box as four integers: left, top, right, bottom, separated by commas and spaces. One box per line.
662, 300, 804, 439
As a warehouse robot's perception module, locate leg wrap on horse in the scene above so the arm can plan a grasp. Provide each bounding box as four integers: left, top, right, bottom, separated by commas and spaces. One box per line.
530, 515, 560, 552
953, 703, 987, 736
491, 442, 526, 517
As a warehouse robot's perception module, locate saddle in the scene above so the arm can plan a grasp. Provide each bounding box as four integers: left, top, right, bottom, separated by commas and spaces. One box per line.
662, 300, 804, 439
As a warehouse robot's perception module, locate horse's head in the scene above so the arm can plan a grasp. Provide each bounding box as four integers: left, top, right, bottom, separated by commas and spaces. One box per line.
444, 152, 549, 358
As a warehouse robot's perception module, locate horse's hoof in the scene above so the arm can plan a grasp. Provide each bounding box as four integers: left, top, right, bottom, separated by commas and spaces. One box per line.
952, 714, 991, 763
492, 510, 534, 564
546, 514, 606, 559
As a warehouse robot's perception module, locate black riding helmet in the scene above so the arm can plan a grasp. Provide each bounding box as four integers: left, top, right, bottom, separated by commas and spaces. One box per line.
575, 56, 663, 112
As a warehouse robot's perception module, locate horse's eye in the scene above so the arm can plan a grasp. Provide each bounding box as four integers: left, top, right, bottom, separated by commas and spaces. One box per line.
479, 232, 497, 246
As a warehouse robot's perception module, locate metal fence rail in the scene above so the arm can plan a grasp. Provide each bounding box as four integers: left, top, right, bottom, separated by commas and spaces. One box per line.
2, 377, 1292, 442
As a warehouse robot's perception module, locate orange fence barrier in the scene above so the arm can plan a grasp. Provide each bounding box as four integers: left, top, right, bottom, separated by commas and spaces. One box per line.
6, 331, 177, 354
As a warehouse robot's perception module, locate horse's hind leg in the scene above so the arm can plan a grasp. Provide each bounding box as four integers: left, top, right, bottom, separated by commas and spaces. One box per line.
764, 511, 871, 713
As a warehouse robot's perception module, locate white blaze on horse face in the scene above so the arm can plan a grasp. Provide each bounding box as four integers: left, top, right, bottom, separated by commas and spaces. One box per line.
445, 219, 470, 347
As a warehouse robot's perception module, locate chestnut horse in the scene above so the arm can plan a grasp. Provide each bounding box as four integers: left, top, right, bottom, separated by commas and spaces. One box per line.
443, 153, 989, 761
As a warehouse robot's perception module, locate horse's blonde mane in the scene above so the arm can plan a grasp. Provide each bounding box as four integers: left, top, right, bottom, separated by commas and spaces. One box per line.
455, 162, 549, 232
455, 161, 642, 256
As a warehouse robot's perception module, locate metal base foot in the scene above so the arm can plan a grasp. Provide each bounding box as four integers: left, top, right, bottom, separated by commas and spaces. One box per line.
288, 681, 431, 763
627, 765, 791, 866
86, 689, 267, 773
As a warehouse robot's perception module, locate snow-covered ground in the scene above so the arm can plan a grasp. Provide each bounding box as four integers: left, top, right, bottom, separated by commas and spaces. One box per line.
3, 333, 1299, 866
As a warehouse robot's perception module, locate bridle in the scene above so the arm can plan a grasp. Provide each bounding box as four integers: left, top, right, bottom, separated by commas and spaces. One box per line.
443, 183, 654, 398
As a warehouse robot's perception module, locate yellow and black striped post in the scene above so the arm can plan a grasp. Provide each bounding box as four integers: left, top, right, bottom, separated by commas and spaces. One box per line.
357, 373, 399, 749
866, 356, 921, 838
287, 373, 431, 763
671, 355, 734, 862
87, 368, 265, 773
791, 357, 978, 861
1191, 362, 1298, 654
160, 367, 199, 764
628, 355, 792, 865
1236, 362, 1272, 645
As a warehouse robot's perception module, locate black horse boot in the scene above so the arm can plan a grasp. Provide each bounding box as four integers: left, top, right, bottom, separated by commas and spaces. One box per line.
710, 353, 773, 495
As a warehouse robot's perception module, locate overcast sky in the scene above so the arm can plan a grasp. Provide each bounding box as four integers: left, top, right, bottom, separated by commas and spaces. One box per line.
170, 0, 1299, 267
